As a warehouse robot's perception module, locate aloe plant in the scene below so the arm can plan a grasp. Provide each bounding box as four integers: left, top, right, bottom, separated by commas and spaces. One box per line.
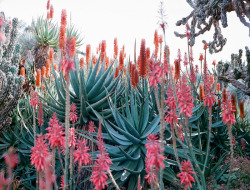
32, 17, 59, 69
42, 56, 123, 124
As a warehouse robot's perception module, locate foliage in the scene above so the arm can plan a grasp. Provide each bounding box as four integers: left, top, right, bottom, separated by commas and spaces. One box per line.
42, 56, 124, 124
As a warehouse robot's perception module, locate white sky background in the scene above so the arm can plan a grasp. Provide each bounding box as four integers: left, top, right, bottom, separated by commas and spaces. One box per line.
1, 0, 250, 68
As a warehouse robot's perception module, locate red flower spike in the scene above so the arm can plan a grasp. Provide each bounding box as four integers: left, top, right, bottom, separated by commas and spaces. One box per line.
139, 39, 146, 77
38, 100, 44, 127
114, 38, 118, 57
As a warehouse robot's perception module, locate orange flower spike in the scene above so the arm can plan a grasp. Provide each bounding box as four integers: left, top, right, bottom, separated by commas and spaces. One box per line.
203, 42, 208, 50
50, 5, 54, 19
93, 56, 97, 65
20, 67, 25, 77
46, 59, 51, 77
114, 38, 118, 58
218, 99, 221, 108
146, 48, 150, 62
36, 69, 41, 87
59, 27, 66, 49
86, 44, 91, 64
69, 37, 76, 57
101, 40, 106, 62
42, 84, 45, 91
53, 63, 57, 71
80, 58, 84, 69
199, 54, 203, 61
154, 30, 159, 59
49, 48, 54, 61
105, 56, 109, 70
199, 84, 204, 102
211, 75, 214, 84
114, 67, 119, 78
8, 20, 12, 26
47, 12, 50, 20
239, 101, 245, 119
174, 59, 180, 81
42, 66, 46, 78
217, 83, 220, 92
139, 39, 146, 77
119, 50, 124, 71
212, 60, 216, 66
231, 94, 237, 114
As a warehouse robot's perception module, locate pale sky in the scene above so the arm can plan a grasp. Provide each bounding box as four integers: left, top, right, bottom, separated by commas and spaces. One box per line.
1, 0, 250, 68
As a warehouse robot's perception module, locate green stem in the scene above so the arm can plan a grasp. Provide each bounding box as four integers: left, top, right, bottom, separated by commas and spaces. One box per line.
203, 107, 212, 173
64, 77, 70, 189
226, 124, 234, 189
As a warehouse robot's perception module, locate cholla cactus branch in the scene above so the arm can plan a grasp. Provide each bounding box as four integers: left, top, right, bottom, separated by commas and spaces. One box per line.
175, 0, 250, 53
0, 13, 23, 131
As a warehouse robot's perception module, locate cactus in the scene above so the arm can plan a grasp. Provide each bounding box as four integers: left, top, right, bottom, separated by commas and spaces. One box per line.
217, 47, 250, 96
175, 0, 250, 53
0, 12, 24, 131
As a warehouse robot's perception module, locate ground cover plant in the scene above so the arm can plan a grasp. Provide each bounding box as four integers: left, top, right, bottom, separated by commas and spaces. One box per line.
0, 0, 249, 190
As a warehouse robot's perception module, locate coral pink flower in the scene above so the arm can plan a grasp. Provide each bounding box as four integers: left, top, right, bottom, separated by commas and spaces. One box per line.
190, 65, 196, 83
0, 170, 8, 189
4, 148, 19, 169
69, 103, 78, 124
177, 160, 195, 189
149, 59, 163, 87
69, 128, 76, 148
30, 134, 49, 171
38, 100, 44, 127
30, 90, 39, 108
178, 124, 184, 142
68, 37, 76, 57
74, 139, 91, 167
88, 121, 96, 133
222, 94, 236, 125
165, 86, 178, 128
90, 120, 112, 190
183, 52, 188, 66
46, 113, 65, 148
177, 75, 194, 118
90, 163, 108, 190
145, 134, 165, 183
